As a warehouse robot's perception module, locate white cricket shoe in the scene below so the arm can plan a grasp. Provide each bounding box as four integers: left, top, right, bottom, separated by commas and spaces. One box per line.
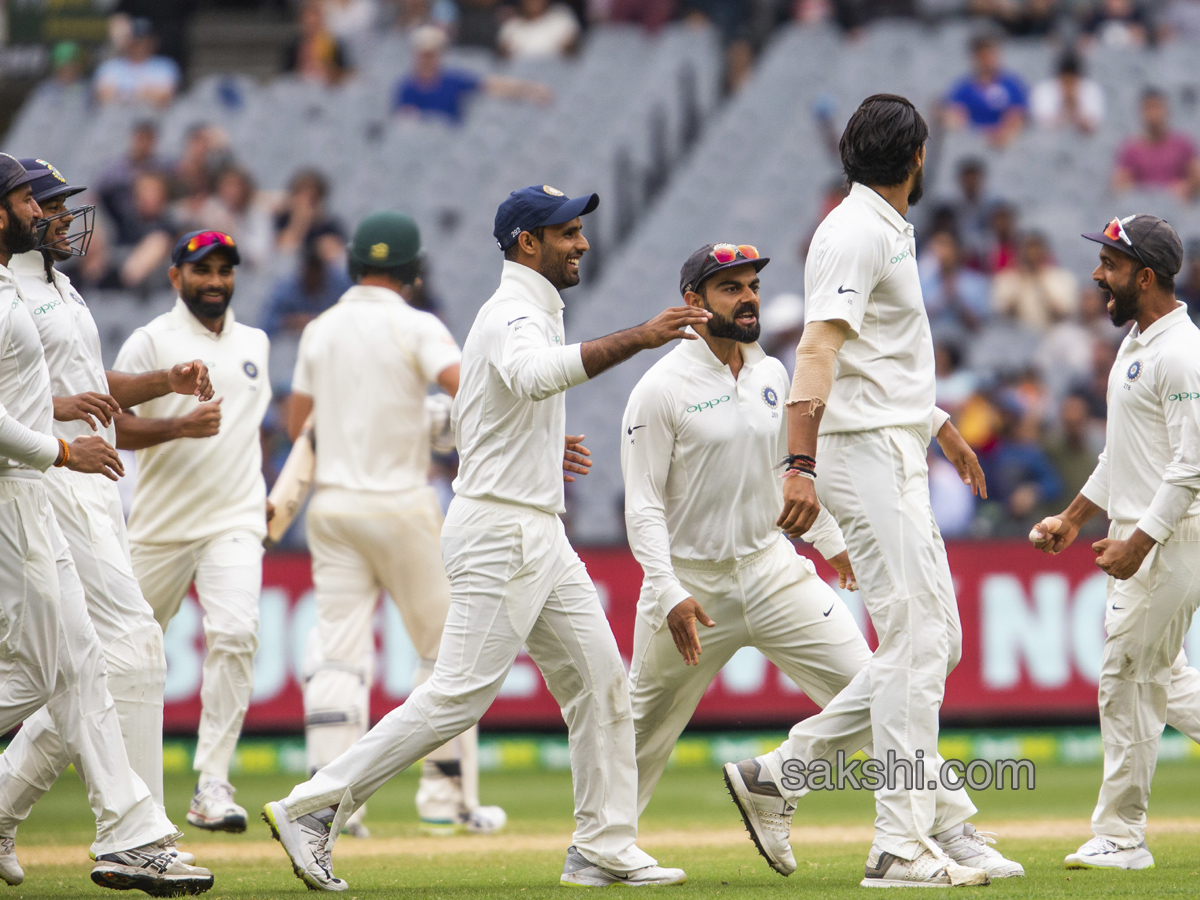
187, 779, 247, 833
559, 845, 686, 886
934, 823, 1024, 877
861, 847, 990, 888
0, 836, 23, 886
1065, 836, 1154, 870
462, 805, 507, 834
262, 800, 348, 892
149, 832, 195, 867
91, 844, 214, 896
722, 758, 796, 876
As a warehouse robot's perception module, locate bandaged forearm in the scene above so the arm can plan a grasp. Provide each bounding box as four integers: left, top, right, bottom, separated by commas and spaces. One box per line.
786, 320, 847, 416
0, 413, 60, 471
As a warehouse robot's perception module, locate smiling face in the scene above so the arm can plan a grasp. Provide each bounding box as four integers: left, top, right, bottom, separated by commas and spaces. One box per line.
1092, 245, 1144, 326
530, 217, 588, 291
688, 262, 761, 343
171, 250, 237, 323
38, 195, 75, 261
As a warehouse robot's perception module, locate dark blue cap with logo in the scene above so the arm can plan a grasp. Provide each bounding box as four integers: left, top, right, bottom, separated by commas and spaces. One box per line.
171, 230, 241, 266
493, 185, 599, 251
17, 158, 86, 204
0, 153, 44, 198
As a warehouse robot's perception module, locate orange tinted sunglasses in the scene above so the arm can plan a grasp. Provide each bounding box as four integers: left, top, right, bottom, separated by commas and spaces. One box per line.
186, 231, 236, 254
710, 243, 760, 265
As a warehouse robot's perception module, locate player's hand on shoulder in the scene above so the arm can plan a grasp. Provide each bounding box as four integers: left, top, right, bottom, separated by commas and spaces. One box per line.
53, 392, 121, 431
667, 598, 716, 666
179, 397, 222, 438
777, 473, 821, 539
563, 434, 591, 482
65, 435, 125, 481
637, 306, 712, 348
169, 359, 214, 401
827, 550, 857, 591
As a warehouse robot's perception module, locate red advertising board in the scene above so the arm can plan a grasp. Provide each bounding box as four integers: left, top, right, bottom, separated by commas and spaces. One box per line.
160, 542, 1200, 733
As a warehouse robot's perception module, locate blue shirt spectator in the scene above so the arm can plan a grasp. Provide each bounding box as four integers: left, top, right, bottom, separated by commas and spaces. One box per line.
943, 33, 1028, 148
395, 69, 483, 122
93, 18, 179, 108
261, 249, 353, 338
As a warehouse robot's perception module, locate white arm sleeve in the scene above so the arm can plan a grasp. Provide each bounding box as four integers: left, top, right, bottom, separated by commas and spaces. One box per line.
1138, 348, 1200, 542
800, 505, 848, 560
620, 382, 691, 621
0, 407, 59, 471
931, 406, 951, 438
493, 307, 588, 402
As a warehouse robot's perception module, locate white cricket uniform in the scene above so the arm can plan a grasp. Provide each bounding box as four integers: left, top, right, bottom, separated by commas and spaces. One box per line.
621, 334, 873, 814
114, 298, 271, 783
291, 285, 465, 796
283, 261, 655, 873
0, 263, 171, 855
759, 183, 976, 860
1078, 302, 1200, 847
0, 252, 168, 838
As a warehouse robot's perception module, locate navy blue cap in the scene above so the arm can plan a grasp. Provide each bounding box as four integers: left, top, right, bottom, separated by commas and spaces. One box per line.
0, 153, 44, 198
171, 230, 241, 266
17, 158, 86, 204
493, 185, 599, 251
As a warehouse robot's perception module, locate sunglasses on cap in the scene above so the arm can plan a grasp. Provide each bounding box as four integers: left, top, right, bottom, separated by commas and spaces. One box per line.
186, 230, 236, 254
1103, 217, 1147, 266
709, 243, 761, 265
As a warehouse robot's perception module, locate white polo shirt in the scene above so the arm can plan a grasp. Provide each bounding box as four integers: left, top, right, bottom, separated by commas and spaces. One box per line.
10, 251, 114, 446
621, 334, 847, 624
451, 261, 589, 516
292, 284, 461, 494
1082, 302, 1200, 541
0, 264, 58, 480
804, 183, 936, 440
114, 298, 271, 543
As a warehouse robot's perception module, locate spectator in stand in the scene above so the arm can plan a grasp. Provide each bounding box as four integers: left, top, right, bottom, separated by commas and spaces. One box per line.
93, 16, 180, 107
394, 25, 551, 123
1073, 339, 1119, 422
1081, 0, 1151, 48
1034, 289, 1099, 402
260, 234, 353, 337
273, 169, 345, 256
979, 391, 1062, 524
759, 293, 804, 379
30, 41, 88, 105
283, 0, 352, 86
968, 0, 1062, 38
1031, 50, 1105, 134
920, 230, 992, 337
103, 170, 178, 290
97, 121, 169, 243
1160, 0, 1200, 42
943, 32, 1029, 148
210, 166, 276, 271
170, 124, 233, 232
945, 158, 997, 268
992, 231, 1078, 328
1042, 390, 1105, 512
1113, 89, 1200, 200
594, 0, 676, 30
986, 201, 1020, 271
322, 0, 379, 40
1176, 238, 1200, 320
934, 341, 980, 415
497, 0, 581, 60
928, 445, 977, 538
455, 0, 503, 50
794, 0, 919, 32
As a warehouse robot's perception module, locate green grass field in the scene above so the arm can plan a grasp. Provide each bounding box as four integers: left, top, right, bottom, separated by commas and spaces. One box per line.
8, 757, 1200, 898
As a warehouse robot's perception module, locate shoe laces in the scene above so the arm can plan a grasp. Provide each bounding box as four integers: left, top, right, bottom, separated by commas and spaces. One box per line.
947, 826, 1001, 857
1082, 837, 1121, 855
200, 780, 236, 806
0, 837, 13, 855
759, 803, 796, 837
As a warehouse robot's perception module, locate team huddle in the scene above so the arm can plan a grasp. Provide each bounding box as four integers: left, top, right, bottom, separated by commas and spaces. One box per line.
0, 90, 1195, 894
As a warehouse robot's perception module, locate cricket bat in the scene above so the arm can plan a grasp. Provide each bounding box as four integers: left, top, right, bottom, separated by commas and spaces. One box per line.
265, 416, 315, 547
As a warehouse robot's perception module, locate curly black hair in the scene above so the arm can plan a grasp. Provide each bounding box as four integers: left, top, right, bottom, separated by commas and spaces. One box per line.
839, 94, 928, 189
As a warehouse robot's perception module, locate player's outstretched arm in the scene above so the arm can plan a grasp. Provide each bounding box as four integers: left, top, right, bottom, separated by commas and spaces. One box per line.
106, 360, 213, 409
114, 399, 222, 450
579, 306, 711, 379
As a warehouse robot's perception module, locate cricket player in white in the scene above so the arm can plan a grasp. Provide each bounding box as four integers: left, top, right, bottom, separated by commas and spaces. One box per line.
0, 153, 213, 895
114, 230, 271, 834
722, 96, 1020, 888
288, 210, 504, 838
1032, 214, 1200, 870
622, 243, 873, 830
264, 185, 705, 891
0, 159, 213, 878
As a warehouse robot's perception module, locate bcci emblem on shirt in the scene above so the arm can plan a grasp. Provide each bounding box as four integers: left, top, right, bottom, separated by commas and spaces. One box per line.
762, 386, 778, 409
1127, 360, 1143, 383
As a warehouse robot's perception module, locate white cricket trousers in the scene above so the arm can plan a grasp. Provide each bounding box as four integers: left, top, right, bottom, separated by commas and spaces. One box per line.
1091, 517, 1200, 847
303, 486, 460, 778
131, 528, 263, 783
0, 469, 167, 838
0, 478, 171, 854
630, 535, 872, 815
761, 426, 976, 860
284, 496, 655, 873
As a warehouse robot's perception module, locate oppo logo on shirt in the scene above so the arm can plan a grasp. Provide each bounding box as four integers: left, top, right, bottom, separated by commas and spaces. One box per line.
33, 299, 64, 315
686, 395, 730, 413
1168, 392, 1200, 402
890, 250, 911, 265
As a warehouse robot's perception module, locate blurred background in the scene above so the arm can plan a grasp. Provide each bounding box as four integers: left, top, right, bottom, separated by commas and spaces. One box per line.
3, 0, 1200, 751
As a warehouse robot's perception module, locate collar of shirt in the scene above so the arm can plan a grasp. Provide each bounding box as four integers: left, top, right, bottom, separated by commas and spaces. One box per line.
338, 284, 408, 306
499, 260, 564, 314
8, 251, 52, 284
1127, 301, 1189, 347
171, 296, 237, 338
849, 182, 914, 237
676, 327, 768, 372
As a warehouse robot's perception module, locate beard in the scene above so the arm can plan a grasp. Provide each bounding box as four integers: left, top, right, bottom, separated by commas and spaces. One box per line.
907, 162, 925, 207
181, 283, 232, 320
540, 249, 581, 291
1, 201, 39, 256
1100, 276, 1139, 326
704, 298, 761, 343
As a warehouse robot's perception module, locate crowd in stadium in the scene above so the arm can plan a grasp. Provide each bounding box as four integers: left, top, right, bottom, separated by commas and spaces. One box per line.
14, 0, 1200, 541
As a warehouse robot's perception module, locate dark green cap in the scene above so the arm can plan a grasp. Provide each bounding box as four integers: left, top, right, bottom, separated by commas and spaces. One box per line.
348, 211, 421, 280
